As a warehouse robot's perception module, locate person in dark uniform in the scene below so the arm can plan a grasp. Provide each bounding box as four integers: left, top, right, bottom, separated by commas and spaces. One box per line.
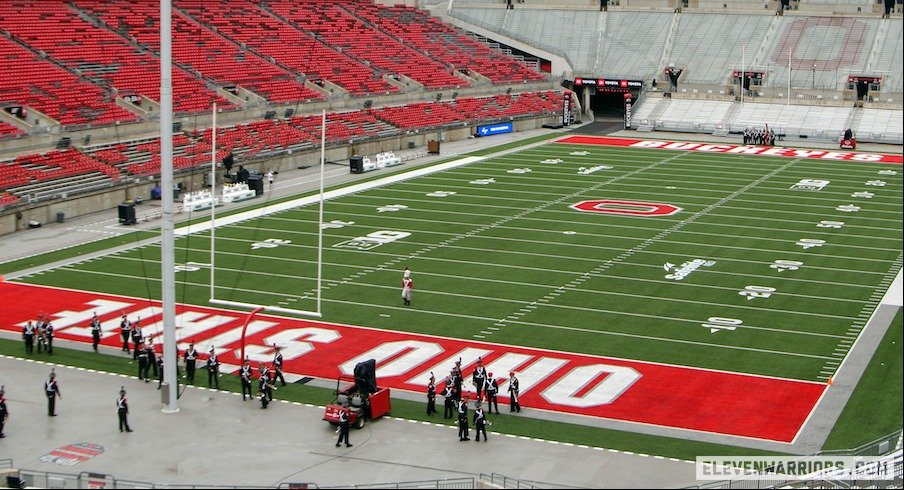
272, 345, 286, 387
457, 396, 470, 441
117, 387, 132, 432
45, 371, 61, 416
36, 320, 47, 354
442, 381, 455, 419
240, 359, 254, 401
156, 353, 165, 389
335, 403, 352, 447
44, 321, 54, 355
426, 374, 437, 416
508, 371, 520, 413
23, 320, 35, 354
473, 401, 488, 442
90, 313, 102, 353
471, 358, 487, 402
450, 363, 463, 401
184, 343, 198, 384
137, 342, 150, 382
258, 369, 271, 409
485, 373, 499, 414
130, 319, 143, 361
119, 315, 131, 353
0, 386, 8, 438
147, 339, 158, 378
206, 348, 219, 389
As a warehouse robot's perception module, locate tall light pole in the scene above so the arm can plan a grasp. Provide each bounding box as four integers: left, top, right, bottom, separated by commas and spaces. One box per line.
160, 0, 178, 414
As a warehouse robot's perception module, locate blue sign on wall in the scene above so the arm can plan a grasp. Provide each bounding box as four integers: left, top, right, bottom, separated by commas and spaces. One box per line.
476, 122, 513, 137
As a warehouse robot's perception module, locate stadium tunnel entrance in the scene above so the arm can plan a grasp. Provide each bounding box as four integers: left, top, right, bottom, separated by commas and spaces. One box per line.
569, 77, 644, 119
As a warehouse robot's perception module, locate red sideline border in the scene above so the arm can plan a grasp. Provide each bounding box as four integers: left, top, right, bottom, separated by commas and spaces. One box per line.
555, 135, 903, 164
0, 281, 827, 443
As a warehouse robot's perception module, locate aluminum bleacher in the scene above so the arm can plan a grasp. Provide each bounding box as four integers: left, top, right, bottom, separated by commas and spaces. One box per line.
642, 98, 735, 133
671, 14, 772, 85
352, 4, 545, 84
857, 108, 904, 144
730, 102, 853, 139
767, 16, 879, 90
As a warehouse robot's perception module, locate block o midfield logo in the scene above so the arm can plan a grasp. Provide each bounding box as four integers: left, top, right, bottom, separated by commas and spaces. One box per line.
570, 199, 682, 216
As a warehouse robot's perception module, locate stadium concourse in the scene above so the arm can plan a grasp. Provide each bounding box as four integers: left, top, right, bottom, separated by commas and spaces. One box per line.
0, 126, 901, 488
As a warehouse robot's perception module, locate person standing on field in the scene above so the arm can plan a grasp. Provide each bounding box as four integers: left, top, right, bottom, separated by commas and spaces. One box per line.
401, 275, 413, 306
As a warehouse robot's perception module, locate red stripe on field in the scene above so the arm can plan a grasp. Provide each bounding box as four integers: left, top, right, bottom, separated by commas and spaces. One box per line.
0, 282, 826, 442
555, 135, 903, 164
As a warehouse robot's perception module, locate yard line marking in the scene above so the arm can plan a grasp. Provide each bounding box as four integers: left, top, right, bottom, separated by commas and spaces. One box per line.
56, 260, 859, 335
39, 266, 834, 361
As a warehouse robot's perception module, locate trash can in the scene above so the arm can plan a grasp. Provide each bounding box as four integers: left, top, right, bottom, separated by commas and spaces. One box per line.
118, 202, 136, 225
56, 211, 65, 224
350, 155, 364, 174
160, 382, 170, 404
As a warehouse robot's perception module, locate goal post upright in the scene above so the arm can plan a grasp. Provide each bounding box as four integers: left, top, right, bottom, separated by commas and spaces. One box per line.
207, 110, 326, 320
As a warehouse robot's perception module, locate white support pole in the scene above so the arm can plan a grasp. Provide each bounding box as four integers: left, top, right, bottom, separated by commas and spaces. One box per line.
316, 109, 325, 315
740, 44, 745, 105
160, 0, 179, 414
209, 103, 217, 301
787, 46, 792, 105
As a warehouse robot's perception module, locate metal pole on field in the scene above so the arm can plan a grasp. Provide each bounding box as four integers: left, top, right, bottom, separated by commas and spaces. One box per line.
209, 103, 216, 301
160, 0, 179, 414
316, 110, 325, 314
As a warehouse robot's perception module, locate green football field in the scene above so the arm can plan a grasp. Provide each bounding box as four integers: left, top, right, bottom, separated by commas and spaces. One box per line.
15, 140, 903, 382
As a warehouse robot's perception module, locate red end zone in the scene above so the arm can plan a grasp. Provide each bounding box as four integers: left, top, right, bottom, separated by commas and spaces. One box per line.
556, 135, 903, 164
0, 282, 826, 443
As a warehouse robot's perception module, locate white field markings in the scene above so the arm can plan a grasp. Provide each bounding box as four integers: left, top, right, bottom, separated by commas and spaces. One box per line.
264, 202, 903, 259
492, 156, 818, 336
350, 178, 904, 212
275, 148, 703, 310
122, 216, 893, 294
316, 193, 904, 244
82, 252, 856, 334
815, 252, 904, 382
114, 236, 884, 306
43, 266, 838, 361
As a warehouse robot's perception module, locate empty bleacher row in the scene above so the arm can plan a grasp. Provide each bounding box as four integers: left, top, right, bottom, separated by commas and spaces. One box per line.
0, 91, 563, 206
451, 7, 900, 94
631, 96, 903, 143
0, 122, 24, 138
0, 0, 546, 130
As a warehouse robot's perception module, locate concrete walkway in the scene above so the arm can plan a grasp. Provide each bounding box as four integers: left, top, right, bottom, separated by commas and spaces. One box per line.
0, 353, 698, 489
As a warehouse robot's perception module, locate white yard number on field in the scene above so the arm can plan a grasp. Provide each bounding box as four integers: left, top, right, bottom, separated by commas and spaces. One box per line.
770, 259, 803, 272
426, 191, 457, 197
175, 264, 201, 272
739, 286, 775, 300
796, 238, 825, 249
252, 238, 291, 250
702, 317, 743, 333
377, 204, 408, 213
817, 220, 845, 229
469, 178, 496, 185
321, 220, 355, 229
